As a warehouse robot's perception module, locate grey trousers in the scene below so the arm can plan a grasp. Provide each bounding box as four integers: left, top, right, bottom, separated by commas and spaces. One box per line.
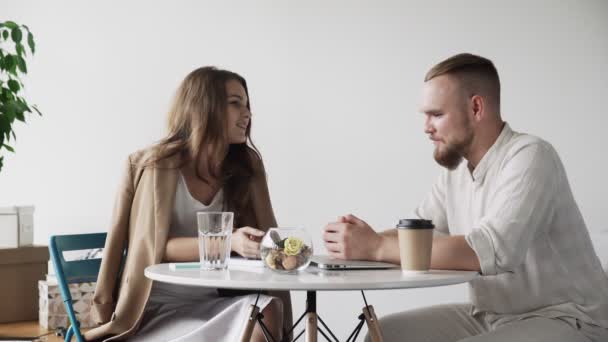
366, 304, 608, 342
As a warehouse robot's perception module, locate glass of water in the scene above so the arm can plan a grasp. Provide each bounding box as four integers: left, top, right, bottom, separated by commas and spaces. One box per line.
197, 211, 233, 270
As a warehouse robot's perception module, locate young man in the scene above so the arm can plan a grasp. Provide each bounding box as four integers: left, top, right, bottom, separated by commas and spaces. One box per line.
323, 53, 608, 341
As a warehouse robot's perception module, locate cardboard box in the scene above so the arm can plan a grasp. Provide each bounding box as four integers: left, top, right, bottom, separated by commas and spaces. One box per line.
38, 279, 97, 329
0, 246, 49, 323
0, 206, 35, 248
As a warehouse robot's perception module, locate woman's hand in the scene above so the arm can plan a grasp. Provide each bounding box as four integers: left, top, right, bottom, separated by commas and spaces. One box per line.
232, 226, 266, 258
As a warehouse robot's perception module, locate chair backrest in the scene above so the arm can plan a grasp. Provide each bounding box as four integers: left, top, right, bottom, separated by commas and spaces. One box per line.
49, 233, 106, 294
49, 233, 108, 342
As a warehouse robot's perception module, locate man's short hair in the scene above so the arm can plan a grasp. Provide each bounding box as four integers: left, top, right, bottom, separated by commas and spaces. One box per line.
425, 53, 501, 110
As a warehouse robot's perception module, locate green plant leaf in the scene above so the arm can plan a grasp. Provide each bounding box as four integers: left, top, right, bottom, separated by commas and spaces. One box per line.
4, 54, 14, 68
18, 99, 31, 113
4, 100, 22, 121
1, 86, 15, 102
16, 43, 26, 57
7, 79, 20, 93
32, 105, 42, 116
4, 55, 16, 74
0, 156, 4, 173
0, 133, 8, 150
11, 100, 25, 122
27, 32, 35, 54
3, 21, 18, 29
1, 123, 15, 142
3, 143, 15, 153
0, 113, 8, 131
15, 98, 29, 113
11, 27, 22, 43
0, 125, 10, 145
2, 30, 8, 41
3, 103, 15, 121
16, 56, 27, 73
10, 27, 22, 44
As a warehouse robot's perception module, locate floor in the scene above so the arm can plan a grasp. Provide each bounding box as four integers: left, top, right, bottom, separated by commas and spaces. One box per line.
0, 321, 72, 342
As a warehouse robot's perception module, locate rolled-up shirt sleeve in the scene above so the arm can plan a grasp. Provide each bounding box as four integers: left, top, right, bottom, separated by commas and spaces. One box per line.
416, 171, 450, 236
465, 143, 558, 276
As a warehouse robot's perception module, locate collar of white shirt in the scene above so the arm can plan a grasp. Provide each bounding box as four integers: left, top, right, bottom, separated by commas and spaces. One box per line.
470, 122, 514, 182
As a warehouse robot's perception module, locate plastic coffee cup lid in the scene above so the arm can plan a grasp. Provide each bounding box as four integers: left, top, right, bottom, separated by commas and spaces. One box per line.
396, 219, 434, 229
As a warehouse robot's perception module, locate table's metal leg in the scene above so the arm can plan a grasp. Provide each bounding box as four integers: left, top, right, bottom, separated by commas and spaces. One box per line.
286, 310, 308, 341
241, 289, 379, 342
305, 291, 317, 342
346, 314, 366, 342
239, 304, 260, 342
258, 316, 277, 342
317, 315, 340, 342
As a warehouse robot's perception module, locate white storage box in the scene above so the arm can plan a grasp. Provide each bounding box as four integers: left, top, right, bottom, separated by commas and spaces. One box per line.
0, 206, 35, 248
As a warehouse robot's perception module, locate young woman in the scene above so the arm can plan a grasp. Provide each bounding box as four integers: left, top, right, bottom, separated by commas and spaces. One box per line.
85, 67, 292, 342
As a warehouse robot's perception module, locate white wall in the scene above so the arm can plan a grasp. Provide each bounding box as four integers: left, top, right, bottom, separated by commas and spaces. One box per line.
2, 0, 607, 338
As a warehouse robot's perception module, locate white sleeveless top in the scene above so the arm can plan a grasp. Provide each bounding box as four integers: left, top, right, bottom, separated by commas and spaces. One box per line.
149, 172, 224, 300
169, 172, 224, 238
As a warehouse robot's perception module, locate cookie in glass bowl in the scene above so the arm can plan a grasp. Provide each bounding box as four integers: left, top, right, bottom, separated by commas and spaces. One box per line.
260, 228, 313, 273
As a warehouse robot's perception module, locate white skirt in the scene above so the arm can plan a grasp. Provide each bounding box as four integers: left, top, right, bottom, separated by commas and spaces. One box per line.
129, 283, 273, 342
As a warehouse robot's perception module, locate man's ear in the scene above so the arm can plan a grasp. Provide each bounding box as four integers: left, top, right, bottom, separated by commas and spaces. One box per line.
471, 95, 484, 123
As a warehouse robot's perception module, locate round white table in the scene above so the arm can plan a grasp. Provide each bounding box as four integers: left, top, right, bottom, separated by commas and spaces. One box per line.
145, 264, 478, 342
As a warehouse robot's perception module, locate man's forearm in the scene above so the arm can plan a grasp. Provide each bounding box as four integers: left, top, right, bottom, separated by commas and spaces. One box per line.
373, 229, 401, 263
431, 235, 481, 271
374, 230, 481, 271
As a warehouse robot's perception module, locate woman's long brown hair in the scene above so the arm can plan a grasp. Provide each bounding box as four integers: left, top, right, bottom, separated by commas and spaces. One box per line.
151, 66, 262, 221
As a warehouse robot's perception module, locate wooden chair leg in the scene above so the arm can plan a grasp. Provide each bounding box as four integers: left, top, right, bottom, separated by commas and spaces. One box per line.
239, 304, 260, 342
305, 312, 317, 342
363, 305, 384, 342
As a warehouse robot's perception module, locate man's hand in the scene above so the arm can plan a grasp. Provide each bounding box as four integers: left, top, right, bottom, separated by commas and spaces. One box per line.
323, 214, 382, 260
232, 226, 265, 258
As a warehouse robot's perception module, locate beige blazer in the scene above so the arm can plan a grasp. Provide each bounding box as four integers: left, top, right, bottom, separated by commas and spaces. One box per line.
85, 148, 293, 341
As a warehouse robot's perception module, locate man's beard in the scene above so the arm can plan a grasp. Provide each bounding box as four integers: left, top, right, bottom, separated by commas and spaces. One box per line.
433, 130, 473, 170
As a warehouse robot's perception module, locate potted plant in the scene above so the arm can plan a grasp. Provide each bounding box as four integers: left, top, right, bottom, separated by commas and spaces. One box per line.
0, 20, 41, 173
0, 21, 40, 248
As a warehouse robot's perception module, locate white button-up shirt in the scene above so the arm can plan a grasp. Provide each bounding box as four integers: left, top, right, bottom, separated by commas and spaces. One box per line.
416, 123, 608, 329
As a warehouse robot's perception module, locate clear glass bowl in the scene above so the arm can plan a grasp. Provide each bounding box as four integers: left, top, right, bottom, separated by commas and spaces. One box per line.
260, 228, 313, 273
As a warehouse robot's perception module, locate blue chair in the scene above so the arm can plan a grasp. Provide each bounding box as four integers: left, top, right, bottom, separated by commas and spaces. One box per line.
49, 233, 107, 342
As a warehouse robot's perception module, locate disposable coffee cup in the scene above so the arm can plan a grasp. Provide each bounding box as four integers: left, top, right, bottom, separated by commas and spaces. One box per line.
396, 219, 434, 273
